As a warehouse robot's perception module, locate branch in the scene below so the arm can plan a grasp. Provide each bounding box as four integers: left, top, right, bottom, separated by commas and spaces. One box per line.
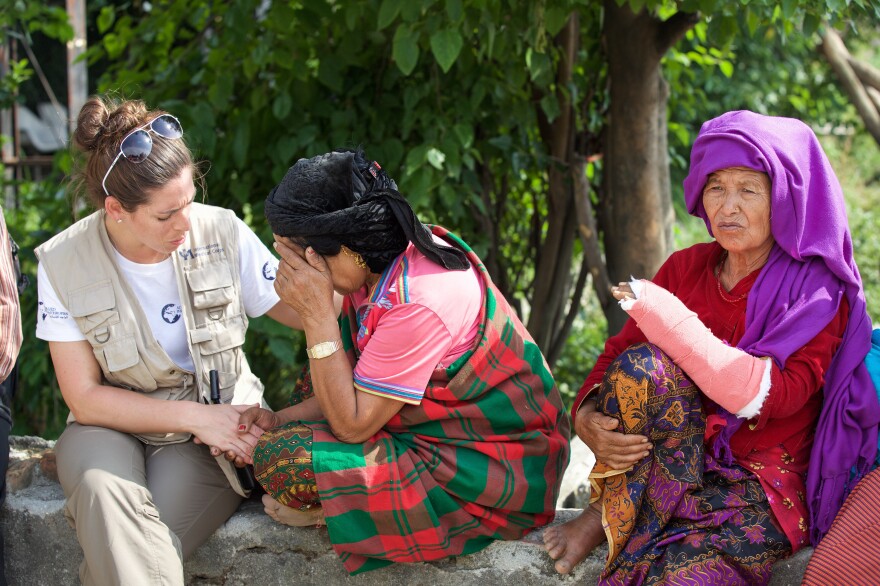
656, 10, 700, 54
572, 157, 612, 308
548, 253, 589, 364
820, 28, 880, 145
550, 13, 578, 163
475, 162, 500, 279
521, 188, 542, 298
869, 87, 880, 115
849, 56, 880, 93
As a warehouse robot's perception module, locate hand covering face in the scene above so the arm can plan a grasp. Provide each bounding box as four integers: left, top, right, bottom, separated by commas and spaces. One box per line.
264, 150, 468, 273
683, 110, 879, 544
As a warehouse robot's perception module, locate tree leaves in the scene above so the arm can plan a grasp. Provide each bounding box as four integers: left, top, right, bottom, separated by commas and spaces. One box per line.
74, 0, 880, 410
272, 93, 293, 121
208, 75, 234, 110
97, 6, 116, 33
378, 0, 405, 30
232, 115, 250, 170
393, 25, 420, 75
427, 147, 446, 169
430, 29, 463, 72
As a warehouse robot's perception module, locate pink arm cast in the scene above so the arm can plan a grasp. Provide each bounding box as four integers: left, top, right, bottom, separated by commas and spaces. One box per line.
621, 279, 772, 418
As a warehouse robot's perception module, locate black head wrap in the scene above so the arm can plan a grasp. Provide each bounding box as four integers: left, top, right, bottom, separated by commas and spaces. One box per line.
265, 149, 469, 273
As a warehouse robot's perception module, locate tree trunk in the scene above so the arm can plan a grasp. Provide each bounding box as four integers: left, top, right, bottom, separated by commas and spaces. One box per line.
657, 75, 675, 256
601, 2, 696, 334
527, 14, 579, 353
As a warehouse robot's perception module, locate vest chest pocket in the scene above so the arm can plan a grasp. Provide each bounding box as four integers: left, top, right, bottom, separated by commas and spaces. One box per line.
68, 280, 118, 337
186, 261, 235, 312
96, 334, 159, 392
68, 280, 159, 393
80, 310, 119, 344
190, 314, 247, 354
68, 281, 123, 345
189, 314, 247, 403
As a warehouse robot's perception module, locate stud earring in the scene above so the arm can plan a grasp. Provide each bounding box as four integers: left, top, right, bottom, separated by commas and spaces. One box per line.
342, 246, 368, 269
116, 218, 123, 223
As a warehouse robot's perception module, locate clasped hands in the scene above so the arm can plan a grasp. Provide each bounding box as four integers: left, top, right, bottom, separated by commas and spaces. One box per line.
194, 404, 282, 468
574, 397, 652, 469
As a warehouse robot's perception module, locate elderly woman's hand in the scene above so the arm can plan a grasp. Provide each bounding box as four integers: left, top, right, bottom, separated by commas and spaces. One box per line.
213, 406, 280, 467
574, 397, 651, 470
273, 237, 336, 324
611, 282, 635, 302
191, 403, 265, 465
238, 405, 282, 434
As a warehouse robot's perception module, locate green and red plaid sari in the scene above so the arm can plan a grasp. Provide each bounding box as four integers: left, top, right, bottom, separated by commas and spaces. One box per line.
310, 226, 570, 574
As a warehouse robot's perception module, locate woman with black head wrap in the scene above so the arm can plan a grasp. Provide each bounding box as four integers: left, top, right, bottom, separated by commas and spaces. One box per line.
235, 149, 571, 574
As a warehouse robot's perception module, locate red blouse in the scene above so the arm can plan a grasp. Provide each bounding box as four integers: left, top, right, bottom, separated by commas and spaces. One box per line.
573, 241, 848, 551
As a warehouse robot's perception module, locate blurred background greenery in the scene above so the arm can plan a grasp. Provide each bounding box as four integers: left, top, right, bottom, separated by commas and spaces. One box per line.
3, 0, 879, 438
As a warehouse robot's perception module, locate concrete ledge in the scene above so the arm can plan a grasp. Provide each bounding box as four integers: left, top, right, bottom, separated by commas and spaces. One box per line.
2, 436, 811, 585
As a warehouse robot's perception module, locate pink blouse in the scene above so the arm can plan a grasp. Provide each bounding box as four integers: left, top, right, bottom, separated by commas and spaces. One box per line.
349, 238, 483, 405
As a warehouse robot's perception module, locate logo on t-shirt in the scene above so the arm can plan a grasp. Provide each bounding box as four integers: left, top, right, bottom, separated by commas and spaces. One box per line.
39, 301, 69, 321
262, 261, 277, 281
162, 303, 182, 324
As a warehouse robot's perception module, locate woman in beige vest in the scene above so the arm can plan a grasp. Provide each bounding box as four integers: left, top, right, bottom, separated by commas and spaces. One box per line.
35, 96, 305, 586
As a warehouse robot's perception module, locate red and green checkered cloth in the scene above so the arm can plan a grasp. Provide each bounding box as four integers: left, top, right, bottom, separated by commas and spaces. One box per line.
310, 226, 571, 574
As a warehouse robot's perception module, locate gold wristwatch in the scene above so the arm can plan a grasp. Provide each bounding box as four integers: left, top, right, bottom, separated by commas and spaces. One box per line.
306, 339, 342, 359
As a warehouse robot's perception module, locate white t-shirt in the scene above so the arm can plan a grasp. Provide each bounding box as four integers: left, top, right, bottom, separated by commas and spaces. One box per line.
36, 217, 280, 371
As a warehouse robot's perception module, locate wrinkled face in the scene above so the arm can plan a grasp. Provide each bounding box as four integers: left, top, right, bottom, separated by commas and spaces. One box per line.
123, 166, 195, 261
282, 239, 372, 296
322, 246, 372, 295
702, 167, 774, 260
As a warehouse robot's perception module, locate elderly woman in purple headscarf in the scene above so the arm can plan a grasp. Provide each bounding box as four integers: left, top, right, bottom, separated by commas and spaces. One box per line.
542, 110, 879, 584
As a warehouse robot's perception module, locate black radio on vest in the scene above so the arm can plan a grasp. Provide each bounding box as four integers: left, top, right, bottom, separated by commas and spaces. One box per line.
209, 369, 256, 491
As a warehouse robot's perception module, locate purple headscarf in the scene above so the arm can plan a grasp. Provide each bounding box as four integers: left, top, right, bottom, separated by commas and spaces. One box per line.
683, 110, 879, 544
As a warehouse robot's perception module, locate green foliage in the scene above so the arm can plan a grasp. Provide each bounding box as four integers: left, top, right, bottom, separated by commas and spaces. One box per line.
5, 167, 77, 437
0, 58, 31, 110
7, 0, 880, 425
0, 2, 73, 109
77, 0, 600, 405
0, 1, 76, 436
666, 10, 867, 196
550, 291, 611, 405
2, 2, 74, 41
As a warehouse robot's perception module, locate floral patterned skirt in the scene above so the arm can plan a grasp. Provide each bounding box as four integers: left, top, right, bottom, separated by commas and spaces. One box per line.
590, 343, 791, 585
252, 367, 320, 511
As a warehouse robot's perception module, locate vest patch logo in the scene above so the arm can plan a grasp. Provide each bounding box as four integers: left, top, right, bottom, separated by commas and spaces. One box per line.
162, 303, 182, 324
38, 301, 69, 321
178, 243, 224, 261
262, 261, 277, 281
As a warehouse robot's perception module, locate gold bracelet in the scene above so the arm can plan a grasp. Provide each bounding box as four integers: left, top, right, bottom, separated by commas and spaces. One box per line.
306, 339, 342, 359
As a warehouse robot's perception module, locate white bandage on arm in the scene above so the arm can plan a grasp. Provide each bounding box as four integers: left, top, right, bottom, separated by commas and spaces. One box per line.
620, 279, 772, 418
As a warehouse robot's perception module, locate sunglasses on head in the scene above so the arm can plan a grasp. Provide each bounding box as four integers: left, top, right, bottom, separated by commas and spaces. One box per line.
101, 114, 184, 196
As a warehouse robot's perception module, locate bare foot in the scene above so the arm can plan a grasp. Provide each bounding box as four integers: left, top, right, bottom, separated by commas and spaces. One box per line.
543, 504, 606, 574
262, 494, 326, 527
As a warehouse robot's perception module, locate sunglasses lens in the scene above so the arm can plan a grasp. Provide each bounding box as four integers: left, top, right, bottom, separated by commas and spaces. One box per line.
150, 115, 183, 139
120, 130, 153, 163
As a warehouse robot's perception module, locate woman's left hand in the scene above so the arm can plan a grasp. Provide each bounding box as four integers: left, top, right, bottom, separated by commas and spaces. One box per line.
273, 236, 336, 324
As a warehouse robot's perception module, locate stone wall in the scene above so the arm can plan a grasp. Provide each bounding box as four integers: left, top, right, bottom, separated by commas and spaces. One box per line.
2, 436, 811, 585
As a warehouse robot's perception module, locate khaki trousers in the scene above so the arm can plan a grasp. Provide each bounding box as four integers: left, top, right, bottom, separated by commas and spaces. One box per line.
55, 423, 242, 586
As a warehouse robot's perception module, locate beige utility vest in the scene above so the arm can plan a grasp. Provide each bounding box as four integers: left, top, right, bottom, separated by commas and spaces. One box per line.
37, 203, 265, 453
